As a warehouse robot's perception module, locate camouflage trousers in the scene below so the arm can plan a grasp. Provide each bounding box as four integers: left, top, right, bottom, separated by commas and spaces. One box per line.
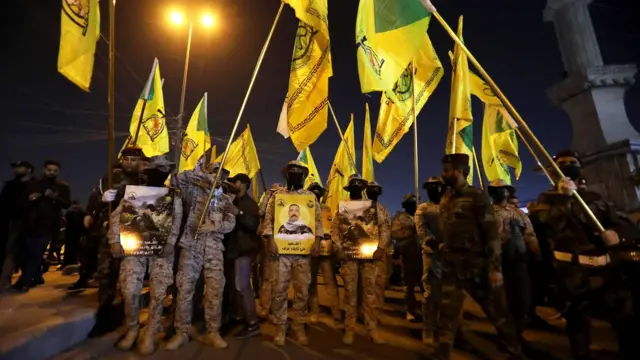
174, 240, 225, 334
271, 255, 311, 328
119, 256, 174, 331
259, 249, 275, 313
342, 260, 379, 331
422, 253, 443, 336
357, 255, 388, 316
97, 237, 121, 308
309, 257, 340, 318
436, 259, 522, 357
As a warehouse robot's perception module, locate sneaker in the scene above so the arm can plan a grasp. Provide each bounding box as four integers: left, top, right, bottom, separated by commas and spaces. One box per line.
234, 323, 260, 338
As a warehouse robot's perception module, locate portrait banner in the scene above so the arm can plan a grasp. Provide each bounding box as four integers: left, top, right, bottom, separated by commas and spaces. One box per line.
119, 185, 174, 256
274, 193, 317, 255
336, 200, 379, 259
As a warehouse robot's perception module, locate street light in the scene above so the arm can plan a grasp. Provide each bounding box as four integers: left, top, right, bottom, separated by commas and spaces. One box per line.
169, 10, 216, 164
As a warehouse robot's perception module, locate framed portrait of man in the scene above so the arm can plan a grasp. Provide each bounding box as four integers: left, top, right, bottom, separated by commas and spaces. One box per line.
336, 200, 379, 259
274, 193, 316, 255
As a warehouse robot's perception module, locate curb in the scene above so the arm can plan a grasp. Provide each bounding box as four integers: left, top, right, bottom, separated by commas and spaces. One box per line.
0, 289, 151, 360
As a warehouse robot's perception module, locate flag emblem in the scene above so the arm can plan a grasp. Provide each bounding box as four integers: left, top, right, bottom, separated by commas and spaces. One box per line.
292, 24, 318, 71
62, 0, 90, 34
181, 138, 198, 160
390, 64, 414, 102
142, 113, 165, 141
357, 35, 385, 76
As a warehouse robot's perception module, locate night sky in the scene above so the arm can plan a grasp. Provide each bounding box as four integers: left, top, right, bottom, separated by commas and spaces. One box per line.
2, 0, 638, 213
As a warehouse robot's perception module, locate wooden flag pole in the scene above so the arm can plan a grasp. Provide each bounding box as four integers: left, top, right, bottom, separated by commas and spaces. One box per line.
107, 0, 116, 220
514, 127, 554, 185
195, 2, 285, 236
411, 63, 420, 200
471, 147, 484, 190
431, 10, 605, 233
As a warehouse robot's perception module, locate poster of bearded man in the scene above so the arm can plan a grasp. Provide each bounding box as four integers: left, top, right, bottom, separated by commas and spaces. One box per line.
274, 193, 316, 255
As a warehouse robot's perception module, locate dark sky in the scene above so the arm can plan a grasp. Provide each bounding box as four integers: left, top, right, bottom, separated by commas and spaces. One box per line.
1, 0, 638, 213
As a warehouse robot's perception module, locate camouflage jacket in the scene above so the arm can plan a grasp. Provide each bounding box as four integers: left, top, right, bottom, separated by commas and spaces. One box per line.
493, 203, 540, 260
391, 211, 418, 248
172, 170, 236, 251
262, 188, 324, 239
531, 188, 624, 255
331, 201, 391, 253
439, 184, 502, 273
415, 201, 442, 252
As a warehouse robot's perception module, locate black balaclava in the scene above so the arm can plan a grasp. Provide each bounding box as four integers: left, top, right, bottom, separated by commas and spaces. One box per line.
366, 187, 381, 202
348, 180, 367, 200
403, 198, 417, 216
144, 169, 170, 187
286, 167, 306, 190
489, 187, 509, 203
308, 185, 325, 201
425, 184, 443, 204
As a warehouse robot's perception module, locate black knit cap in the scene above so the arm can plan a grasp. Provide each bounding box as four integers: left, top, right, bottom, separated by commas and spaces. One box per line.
121, 146, 144, 157
554, 149, 582, 166
442, 153, 469, 166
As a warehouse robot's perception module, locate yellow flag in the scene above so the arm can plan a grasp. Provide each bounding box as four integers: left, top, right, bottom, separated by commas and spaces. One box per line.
373, 35, 443, 162
209, 145, 217, 165
297, 147, 322, 189
58, 0, 100, 91
215, 126, 261, 178
324, 118, 356, 213
356, 0, 432, 98
362, 104, 375, 181
469, 72, 521, 184
179, 93, 211, 172
127, 58, 170, 157
279, 0, 333, 151
445, 16, 473, 184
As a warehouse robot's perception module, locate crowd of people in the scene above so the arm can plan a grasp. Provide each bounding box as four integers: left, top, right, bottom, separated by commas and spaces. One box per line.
1, 146, 639, 360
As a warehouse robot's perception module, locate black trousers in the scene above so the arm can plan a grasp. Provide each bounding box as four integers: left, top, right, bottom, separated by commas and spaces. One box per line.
63, 233, 82, 266
503, 259, 531, 336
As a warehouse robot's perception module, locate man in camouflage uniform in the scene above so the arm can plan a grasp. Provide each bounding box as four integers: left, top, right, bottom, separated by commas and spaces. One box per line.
307, 182, 341, 326
365, 181, 391, 309
433, 154, 525, 360
257, 183, 282, 318
533, 150, 635, 360
415, 176, 445, 344
392, 194, 422, 321
263, 161, 322, 346
332, 174, 391, 345
165, 160, 237, 350
107, 155, 177, 353
488, 179, 540, 340
86, 146, 147, 336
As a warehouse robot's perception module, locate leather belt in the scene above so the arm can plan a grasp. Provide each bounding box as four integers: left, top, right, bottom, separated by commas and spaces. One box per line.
553, 251, 610, 267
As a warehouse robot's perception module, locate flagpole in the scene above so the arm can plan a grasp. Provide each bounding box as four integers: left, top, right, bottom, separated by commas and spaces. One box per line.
471, 147, 484, 190
259, 168, 268, 193
175, 22, 193, 165
411, 63, 419, 200
132, 100, 148, 145
328, 102, 357, 174
451, 118, 457, 153
108, 0, 116, 205
195, 2, 285, 235
430, 9, 605, 233
514, 127, 554, 185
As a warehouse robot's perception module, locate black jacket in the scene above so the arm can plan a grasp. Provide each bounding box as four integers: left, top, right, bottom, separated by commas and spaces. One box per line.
225, 194, 260, 259
25, 178, 71, 238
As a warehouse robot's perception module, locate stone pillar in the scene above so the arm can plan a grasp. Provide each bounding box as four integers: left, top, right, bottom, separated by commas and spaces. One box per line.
544, 0, 640, 211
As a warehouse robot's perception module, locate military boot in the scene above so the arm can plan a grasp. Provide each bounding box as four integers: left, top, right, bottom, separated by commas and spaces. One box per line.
369, 329, 385, 344
342, 330, 355, 345
258, 308, 269, 320
136, 328, 156, 355
291, 325, 308, 345
332, 309, 344, 329
165, 332, 189, 351
309, 313, 319, 324
117, 326, 139, 351
204, 332, 228, 349
273, 326, 286, 346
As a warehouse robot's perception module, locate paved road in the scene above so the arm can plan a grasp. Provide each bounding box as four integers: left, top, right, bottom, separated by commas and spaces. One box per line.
53, 285, 618, 360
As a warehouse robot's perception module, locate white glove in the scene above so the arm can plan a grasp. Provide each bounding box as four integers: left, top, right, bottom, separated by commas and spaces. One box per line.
101, 189, 117, 203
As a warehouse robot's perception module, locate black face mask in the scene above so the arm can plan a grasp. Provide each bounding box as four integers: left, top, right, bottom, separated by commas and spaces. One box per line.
404, 203, 417, 216
559, 164, 581, 180
426, 188, 442, 204
441, 175, 457, 187
286, 172, 305, 190
310, 189, 323, 201
491, 192, 508, 203
365, 189, 379, 202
